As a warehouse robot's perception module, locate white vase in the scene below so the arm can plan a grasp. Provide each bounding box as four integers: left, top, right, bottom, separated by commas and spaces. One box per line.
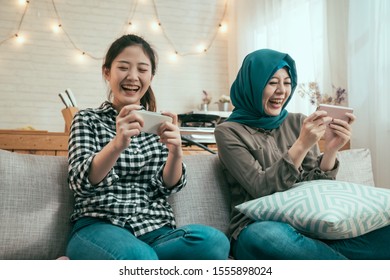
218, 102, 229, 112
200, 103, 208, 112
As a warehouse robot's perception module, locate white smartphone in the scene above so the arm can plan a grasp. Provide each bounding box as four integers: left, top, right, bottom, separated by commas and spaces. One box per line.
134, 110, 173, 135
317, 104, 354, 122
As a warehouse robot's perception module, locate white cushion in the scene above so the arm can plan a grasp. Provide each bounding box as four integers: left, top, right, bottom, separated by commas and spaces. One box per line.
236, 180, 390, 240
337, 148, 375, 186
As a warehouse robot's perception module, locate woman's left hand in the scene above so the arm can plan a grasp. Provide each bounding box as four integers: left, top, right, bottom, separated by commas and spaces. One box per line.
324, 112, 356, 152
158, 112, 182, 155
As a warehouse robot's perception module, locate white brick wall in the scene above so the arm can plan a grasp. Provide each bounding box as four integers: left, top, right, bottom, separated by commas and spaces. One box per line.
0, 0, 229, 132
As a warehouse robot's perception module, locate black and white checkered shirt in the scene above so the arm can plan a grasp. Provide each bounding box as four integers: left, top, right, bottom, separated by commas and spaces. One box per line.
67, 101, 187, 237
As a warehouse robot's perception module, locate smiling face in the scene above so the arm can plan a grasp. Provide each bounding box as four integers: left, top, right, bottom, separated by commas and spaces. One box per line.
262, 68, 292, 116
103, 45, 153, 112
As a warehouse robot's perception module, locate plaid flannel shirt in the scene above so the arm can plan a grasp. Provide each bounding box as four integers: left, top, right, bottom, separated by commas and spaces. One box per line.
67, 101, 186, 237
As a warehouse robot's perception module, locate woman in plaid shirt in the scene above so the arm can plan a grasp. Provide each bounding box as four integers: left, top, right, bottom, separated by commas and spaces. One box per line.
65, 34, 229, 260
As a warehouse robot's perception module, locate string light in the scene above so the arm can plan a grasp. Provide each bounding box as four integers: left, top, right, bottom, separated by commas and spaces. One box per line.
52, 24, 62, 34
126, 0, 138, 34
150, 21, 161, 32
126, 21, 138, 33
18, 0, 28, 6
50, 0, 101, 60
151, 0, 228, 57
2, 0, 229, 61
219, 22, 228, 33
14, 33, 25, 44
0, 0, 30, 46
196, 44, 207, 54
76, 51, 86, 63
169, 51, 179, 62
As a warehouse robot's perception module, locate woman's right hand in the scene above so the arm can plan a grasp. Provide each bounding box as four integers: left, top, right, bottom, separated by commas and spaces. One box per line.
297, 110, 332, 150
113, 104, 144, 151
288, 111, 332, 169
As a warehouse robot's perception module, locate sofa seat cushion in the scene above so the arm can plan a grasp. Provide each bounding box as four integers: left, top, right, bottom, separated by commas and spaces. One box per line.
169, 154, 231, 235
0, 150, 74, 260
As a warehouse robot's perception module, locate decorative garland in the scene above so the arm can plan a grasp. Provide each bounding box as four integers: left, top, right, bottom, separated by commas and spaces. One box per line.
0, 0, 228, 61
0, 0, 30, 45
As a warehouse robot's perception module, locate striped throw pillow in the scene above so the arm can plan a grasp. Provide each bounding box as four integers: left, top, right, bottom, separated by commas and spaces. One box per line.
235, 180, 390, 239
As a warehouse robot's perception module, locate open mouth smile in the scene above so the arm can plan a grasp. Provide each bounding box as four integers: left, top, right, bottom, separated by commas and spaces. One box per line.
122, 84, 140, 92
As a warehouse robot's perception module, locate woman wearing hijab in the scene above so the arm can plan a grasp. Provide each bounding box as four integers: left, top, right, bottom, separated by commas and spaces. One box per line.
215, 49, 390, 260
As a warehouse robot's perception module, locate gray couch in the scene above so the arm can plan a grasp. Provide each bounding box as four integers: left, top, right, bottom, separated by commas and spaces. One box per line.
0, 148, 376, 259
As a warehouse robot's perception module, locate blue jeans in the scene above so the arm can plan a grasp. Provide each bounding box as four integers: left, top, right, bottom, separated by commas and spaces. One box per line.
232, 221, 390, 260
66, 218, 229, 260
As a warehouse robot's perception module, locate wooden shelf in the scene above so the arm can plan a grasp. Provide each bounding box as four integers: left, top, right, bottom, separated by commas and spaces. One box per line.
0, 130, 217, 156
0, 130, 349, 157
0, 130, 69, 156
182, 144, 217, 155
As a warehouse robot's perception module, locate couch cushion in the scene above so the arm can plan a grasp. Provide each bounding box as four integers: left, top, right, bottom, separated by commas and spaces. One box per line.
336, 148, 375, 186
0, 150, 74, 260
169, 154, 231, 235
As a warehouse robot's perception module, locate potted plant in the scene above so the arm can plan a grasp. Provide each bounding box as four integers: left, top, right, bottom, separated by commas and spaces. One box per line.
217, 94, 231, 111
200, 90, 212, 111
297, 82, 348, 106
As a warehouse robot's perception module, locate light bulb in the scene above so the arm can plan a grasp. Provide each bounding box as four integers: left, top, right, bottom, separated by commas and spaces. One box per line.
52, 24, 62, 33
127, 22, 137, 33
196, 44, 206, 53
169, 51, 178, 62
15, 34, 25, 44
219, 23, 228, 33
151, 21, 161, 32
77, 52, 86, 63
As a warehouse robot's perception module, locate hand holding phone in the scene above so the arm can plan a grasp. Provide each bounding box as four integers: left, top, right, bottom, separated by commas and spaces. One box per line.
317, 104, 353, 123
134, 110, 173, 135
317, 104, 354, 140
